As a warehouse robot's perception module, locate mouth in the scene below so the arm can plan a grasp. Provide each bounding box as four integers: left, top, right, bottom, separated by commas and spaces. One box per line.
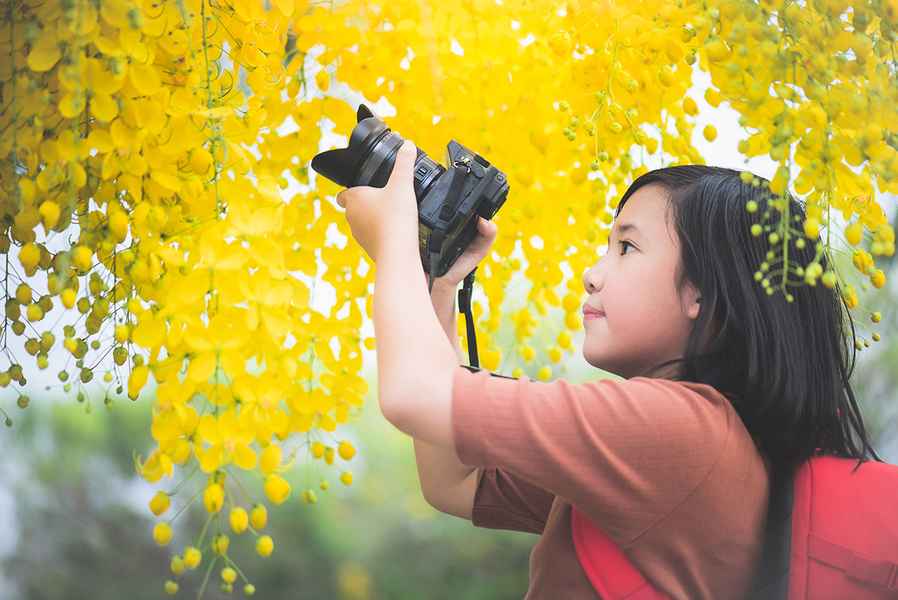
583, 309, 605, 320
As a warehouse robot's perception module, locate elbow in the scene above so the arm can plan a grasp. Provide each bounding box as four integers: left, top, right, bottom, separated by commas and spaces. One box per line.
422, 488, 448, 515
378, 385, 412, 433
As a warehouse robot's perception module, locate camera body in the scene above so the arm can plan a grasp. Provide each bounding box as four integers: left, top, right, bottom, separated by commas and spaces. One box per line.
310, 104, 510, 278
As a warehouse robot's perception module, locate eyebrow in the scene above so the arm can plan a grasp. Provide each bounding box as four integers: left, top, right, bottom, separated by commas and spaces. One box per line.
606, 222, 641, 246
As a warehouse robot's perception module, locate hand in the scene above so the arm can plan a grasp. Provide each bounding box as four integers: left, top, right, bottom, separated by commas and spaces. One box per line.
335, 140, 419, 264
432, 216, 498, 289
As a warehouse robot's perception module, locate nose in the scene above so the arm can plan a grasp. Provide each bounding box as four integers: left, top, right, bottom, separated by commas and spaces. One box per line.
582, 261, 602, 294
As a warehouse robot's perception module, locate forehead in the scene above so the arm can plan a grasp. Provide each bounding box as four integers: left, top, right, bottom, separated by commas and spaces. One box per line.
612, 184, 673, 240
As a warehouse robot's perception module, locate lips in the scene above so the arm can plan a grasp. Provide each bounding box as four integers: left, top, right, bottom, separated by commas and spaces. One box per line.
582, 305, 605, 317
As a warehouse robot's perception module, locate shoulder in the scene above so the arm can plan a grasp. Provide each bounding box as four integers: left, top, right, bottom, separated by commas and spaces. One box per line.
620, 376, 735, 450
613, 376, 733, 418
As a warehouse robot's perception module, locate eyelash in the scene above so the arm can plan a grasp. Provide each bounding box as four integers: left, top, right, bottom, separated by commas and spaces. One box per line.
618, 240, 635, 255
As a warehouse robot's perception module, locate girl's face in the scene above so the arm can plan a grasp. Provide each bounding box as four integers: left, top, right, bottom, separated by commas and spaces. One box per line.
581, 183, 702, 379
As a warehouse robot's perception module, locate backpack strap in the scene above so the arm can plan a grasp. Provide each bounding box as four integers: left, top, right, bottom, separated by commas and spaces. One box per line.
570, 505, 672, 599
808, 534, 898, 590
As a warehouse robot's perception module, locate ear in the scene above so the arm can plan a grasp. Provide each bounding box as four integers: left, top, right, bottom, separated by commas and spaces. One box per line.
682, 283, 702, 321
689, 297, 702, 320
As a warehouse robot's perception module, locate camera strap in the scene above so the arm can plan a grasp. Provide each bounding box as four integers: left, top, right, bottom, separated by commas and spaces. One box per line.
424, 161, 481, 368
458, 268, 479, 368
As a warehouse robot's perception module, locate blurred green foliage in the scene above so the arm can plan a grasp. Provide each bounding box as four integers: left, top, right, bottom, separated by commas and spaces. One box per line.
1, 258, 895, 600
1, 366, 542, 600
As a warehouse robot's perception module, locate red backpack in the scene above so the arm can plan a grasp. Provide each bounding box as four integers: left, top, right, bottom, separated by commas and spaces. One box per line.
571, 455, 898, 599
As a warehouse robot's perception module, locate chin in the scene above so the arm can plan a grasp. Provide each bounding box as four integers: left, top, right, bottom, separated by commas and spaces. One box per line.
582, 346, 607, 370
582, 347, 628, 378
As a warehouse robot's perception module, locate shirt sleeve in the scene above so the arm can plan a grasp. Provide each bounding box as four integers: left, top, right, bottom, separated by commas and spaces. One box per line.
450, 365, 732, 548
470, 466, 556, 535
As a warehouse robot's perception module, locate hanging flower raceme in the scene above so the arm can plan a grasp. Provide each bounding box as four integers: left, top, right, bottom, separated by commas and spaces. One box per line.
2, 0, 895, 595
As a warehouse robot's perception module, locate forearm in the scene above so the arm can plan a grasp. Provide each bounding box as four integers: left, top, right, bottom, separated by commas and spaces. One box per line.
410, 281, 473, 501
373, 238, 458, 418
430, 281, 465, 364
413, 435, 476, 504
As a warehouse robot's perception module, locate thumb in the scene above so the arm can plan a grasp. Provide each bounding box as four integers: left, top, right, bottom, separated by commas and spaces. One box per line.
387, 140, 417, 191
478, 217, 498, 238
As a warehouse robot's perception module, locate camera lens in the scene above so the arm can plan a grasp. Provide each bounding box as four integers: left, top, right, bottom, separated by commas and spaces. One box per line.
311, 104, 441, 200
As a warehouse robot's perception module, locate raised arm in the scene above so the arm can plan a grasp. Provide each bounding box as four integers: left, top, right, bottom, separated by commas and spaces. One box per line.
413, 280, 477, 518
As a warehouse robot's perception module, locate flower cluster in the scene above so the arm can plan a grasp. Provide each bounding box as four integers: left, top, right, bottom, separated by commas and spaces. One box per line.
1, 0, 894, 594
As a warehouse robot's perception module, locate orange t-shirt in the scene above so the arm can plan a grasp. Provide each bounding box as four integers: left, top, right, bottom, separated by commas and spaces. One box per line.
450, 366, 770, 600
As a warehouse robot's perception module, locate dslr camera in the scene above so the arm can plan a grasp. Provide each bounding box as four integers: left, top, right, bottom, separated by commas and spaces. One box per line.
310, 104, 510, 281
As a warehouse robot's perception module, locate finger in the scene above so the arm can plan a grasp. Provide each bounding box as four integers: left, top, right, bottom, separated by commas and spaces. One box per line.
387, 140, 417, 191
477, 217, 498, 236
336, 191, 345, 208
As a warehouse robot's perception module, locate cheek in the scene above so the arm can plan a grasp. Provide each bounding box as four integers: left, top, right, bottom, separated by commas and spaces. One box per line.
590, 271, 681, 338
601, 280, 654, 328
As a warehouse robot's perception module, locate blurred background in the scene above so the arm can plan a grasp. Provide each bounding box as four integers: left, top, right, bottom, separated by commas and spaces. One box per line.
2, 38, 898, 600
1, 256, 897, 600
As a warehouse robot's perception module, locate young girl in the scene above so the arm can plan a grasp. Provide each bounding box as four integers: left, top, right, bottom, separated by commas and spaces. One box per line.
336, 142, 884, 599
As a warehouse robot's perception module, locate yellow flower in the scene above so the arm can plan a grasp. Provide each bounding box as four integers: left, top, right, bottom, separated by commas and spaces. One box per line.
183, 546, 202, 569
61, 288, 77, 309
26, 35, 61, 72
108, 210, 130, 242
260, 444, 282, 474
804, 217, 820, 239
337, 440, 355, 461
170, 555, 185, 575
194, 409, 258, 473
114, 324, 130, 344
164, 580, 178, 595
264, 474, 291, 504
250, 504, 268, 530
340, 471, 353, 486
203, 483, 224, 513
221, 567, 237, 584
15, 284, 31, 305
230, 507, 249, 534
149, 491, 170, 516
315, 69, 330, 92
26, 304, 44, 321
845, 221, 863, 246
256, 535, 274, 557
38, 201, 60, 231
556, 330, 572, 350
212, 533, 230, 555
72, 245, 93, 272
704, 38, 731, 62
852, 250, 874, 274
153, 522, 172, 546
310, 441, 325, 459
18, 243, 40, 275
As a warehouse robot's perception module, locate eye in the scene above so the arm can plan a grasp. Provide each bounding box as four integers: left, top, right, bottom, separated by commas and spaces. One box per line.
618, 240, 635, 255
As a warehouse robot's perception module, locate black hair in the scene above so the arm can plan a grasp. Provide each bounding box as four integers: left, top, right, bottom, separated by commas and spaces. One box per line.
615, 165, 884, 477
